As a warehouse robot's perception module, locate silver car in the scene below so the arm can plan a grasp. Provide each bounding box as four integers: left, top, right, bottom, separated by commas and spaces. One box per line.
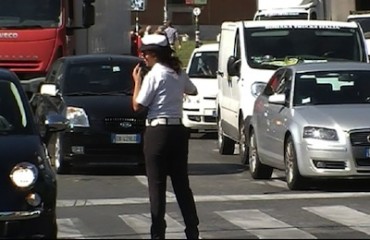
248, 62, 370, 190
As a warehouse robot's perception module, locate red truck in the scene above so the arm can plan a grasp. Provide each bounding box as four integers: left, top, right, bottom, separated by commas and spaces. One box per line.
0, 0, 132, 98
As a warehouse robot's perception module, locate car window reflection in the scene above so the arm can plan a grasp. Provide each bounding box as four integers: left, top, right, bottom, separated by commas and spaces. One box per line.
0, 80, 30, 134
188, 52, 218, 78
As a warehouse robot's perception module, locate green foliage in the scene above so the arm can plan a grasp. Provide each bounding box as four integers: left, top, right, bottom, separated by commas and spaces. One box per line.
176, 40, 217, 68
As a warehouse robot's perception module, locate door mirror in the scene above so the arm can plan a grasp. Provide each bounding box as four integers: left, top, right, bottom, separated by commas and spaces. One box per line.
44, 113, 69, 132
40, 84, 58, 96
268, 94, 286, 105
227, 56, 241, 77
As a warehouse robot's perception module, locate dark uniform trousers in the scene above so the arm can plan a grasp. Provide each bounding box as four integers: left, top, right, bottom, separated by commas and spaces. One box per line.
144, 124, 199, 239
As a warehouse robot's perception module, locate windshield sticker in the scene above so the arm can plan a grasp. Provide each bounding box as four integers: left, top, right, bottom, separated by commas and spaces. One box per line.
265, 25, 341, 30
113, 66, 120, 72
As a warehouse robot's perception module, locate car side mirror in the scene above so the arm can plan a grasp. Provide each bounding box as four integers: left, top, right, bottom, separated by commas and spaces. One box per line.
44, 112, 69, 132
268, 94, 286, 105
40, 84, 58, 96
227, 56, 241, 77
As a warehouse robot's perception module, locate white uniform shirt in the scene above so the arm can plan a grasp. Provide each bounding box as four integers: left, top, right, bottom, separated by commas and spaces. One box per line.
136, 63, 197, 120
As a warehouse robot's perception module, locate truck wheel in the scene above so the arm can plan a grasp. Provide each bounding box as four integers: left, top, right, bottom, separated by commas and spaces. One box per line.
285, 136, 307, 190
48, 133, 71, 174
249, 129, 273, 179
217, 114, 235, 155
239, 118, 248, 165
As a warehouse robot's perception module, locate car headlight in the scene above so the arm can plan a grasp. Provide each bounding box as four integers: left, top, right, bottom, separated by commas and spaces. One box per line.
251, 82, 267, 98
303, 127, 338, 141
67, 106, 90, 127
10, 162, 38, 188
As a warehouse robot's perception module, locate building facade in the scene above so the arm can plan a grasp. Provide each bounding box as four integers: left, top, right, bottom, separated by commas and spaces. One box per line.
130, 0, 370, 40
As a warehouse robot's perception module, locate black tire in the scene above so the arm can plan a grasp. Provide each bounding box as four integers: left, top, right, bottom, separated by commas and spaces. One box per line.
217, 114, 235, 155
285, 136, 307, 190
239, 118, 248, 165
48, 133, 71, 174
249, 129, 273, 179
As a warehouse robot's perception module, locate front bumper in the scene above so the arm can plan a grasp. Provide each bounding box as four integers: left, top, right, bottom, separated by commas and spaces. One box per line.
182, 108, 217, 131
296, 136, 370, 178
61, 129, 145, 166
0, 209, 56, 238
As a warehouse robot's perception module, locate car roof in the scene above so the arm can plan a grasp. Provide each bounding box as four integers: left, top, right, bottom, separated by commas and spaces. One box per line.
221, 20, 358, 29
60, 54, 142, 64
288, 62, 370, 73
0, 68, 20, 83
193, 43, 219, 53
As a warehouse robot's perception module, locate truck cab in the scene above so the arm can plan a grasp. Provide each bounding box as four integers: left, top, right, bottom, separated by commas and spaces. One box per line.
217, 20, 369, 164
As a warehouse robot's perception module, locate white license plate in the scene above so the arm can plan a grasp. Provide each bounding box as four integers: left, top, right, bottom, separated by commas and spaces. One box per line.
204, 109, 216, 116
112, 134, 141, 144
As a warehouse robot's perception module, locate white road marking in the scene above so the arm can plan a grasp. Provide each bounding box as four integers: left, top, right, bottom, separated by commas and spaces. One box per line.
119, 213, 186, 239
216, 209, 316, 239
135, 176, 176, 198
303, 205, 370, 235
57, 218, 84, 239
57, 192, 370, 207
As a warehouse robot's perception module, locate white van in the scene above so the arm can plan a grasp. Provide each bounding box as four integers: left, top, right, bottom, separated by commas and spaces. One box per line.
217, 20, 369, 164
183, 43, 219, 132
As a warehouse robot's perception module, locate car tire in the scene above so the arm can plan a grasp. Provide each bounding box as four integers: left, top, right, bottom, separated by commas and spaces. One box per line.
239, 117, 248, 165
48, 133, 71, 174
249, 129, 273, 179
285, 136, 307, 190
217, 113, 235, 155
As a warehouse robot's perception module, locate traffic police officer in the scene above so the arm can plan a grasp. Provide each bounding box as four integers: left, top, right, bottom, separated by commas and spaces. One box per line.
132, 34, 200, 239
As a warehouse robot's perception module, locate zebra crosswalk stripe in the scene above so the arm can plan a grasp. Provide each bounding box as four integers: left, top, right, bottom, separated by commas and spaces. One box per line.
215, 209, 316, 239
118, 213, 186, 239
57, 218, 84, 239
303, 205, 370, 235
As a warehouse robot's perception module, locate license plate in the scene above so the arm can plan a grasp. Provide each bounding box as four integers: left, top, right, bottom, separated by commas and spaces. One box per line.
204, 109, 217, 116
112, 134, 141, 144
366, 148, 370, 158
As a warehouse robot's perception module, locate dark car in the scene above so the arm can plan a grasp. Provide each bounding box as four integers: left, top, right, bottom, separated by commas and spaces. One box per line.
0, 68, 68, 238
32, 54, 147, 174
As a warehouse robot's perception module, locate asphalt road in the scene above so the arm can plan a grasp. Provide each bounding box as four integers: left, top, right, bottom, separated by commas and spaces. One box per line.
56, 132, 370, 239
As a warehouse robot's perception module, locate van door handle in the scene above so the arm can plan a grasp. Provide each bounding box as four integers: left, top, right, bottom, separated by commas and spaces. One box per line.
217, 71, 224, 77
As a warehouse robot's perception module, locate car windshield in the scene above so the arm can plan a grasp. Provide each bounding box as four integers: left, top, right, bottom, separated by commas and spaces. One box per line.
63, 62, 137, 95
293, 70, 370, 106
188, 51, 218, 78
348, 17, 370, 39
0, 0, 61, 28
245, 26, 366, 70
0, 80, 32, 134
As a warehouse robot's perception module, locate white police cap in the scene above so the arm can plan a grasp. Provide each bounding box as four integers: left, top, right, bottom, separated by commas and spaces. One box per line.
140, 34, 171, 52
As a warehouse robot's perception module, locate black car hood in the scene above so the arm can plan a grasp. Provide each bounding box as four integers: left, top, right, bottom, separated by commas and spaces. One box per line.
64, 95, 147, 118
0, 135, 41, 171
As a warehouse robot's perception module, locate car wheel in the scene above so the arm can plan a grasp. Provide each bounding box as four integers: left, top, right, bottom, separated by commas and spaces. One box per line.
249, 129, 273, 179
239, 118, 248, 165
49, 133, 71, 174
217, 113, 235, 155
285, 136, 306, 190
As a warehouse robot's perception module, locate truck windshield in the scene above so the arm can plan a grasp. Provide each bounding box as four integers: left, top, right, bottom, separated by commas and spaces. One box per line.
0, 0, 61, 28
256, 13, 308, 20
245, 26, 366, 70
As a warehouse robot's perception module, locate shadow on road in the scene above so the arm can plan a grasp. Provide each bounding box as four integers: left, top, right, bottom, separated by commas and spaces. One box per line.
190, 132, 217, 140
188, 163, 246, 175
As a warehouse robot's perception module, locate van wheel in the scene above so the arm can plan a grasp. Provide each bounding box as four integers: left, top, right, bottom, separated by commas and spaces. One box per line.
49, 133, 71, 174
249, 129, 273, 179
239, 118, 248, 165
285, 136, 307, 190
217, 114, 235, 155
